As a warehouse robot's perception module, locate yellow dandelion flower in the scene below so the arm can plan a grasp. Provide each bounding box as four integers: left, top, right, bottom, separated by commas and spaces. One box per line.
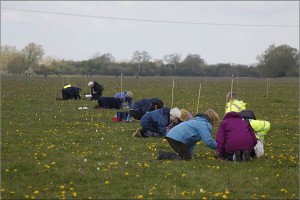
105, 181, 110, 184
5, 169, 9, 172
72, 192, 77, 197
149, 192, 153, 195
70, 187, 74, 191
137, 194, 144, 199
33, 191, 39, 194
261, 195, 266, 198
60, 185, 65, 189
225, 190, 229, 195
1, 189, 5, 192
222, 194, 228, 199
203, 197, 207, 200
25, 195, 30, 198
10, 191, 15, 194
280, 189, 287, 193
181, 173, 186, 177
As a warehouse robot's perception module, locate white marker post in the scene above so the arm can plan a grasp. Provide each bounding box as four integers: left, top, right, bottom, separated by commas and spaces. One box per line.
171, 78, 175, 108
121, 73, 123, 93
229, 74, 234, 112
196, 83, 202, 114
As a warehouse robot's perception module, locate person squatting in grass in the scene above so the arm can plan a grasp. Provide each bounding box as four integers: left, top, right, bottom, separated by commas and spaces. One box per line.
95, 96, 125, 109
165, 108, 194, 133
129, 98, 164, 120
216, 111, 257, 162
114, 91, 133, 108
157, 108, 219, 161
133, 107, 191, 138
88, 81, 104, 100
239, 110, 271, 158
57, 84, 82, 100
225, 92, 246, 114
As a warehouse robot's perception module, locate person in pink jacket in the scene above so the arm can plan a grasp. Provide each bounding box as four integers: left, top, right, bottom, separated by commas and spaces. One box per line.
216, 112, 257, 162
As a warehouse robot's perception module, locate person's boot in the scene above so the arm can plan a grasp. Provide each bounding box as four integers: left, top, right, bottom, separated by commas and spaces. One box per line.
233, 151, 242, 162
242, 150, 251, 162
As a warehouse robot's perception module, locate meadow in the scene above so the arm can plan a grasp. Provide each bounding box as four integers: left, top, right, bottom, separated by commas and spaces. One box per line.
1, 75, 299, 199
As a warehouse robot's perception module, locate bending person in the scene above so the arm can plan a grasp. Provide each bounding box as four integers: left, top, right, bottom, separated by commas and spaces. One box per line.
114, 91, 133, 108
157, 109, 219, 161
225, 92, 246, 114
58, 84, 81, 100
129, 98, 164, 120
88, 81, 104, 100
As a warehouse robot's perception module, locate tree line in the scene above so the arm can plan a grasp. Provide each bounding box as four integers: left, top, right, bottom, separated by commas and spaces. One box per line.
1, 42, 299, 77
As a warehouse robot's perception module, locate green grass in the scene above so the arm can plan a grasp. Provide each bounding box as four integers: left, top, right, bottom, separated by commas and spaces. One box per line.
1, 75, 299, 199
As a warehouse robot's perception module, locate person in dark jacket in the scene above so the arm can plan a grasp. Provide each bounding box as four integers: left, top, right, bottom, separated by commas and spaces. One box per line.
58, 84, 81, 100
95, 96, 124, 109
88, 81, 104, 100
216, 111, 257, 162
129, 98, 164, 120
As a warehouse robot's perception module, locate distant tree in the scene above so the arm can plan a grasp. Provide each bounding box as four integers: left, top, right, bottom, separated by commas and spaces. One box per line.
6, 52, 27, 75
22, 42, 45, 72
164, 53, 181, 72
131, 51, 151, 76
1, 45, 18, 71
256, 44, 299, 77
182, 54, 206, 75
100, 53, 115, 63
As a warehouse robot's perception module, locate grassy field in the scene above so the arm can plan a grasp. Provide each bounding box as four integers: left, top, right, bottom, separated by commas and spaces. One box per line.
1, 75, 299, 199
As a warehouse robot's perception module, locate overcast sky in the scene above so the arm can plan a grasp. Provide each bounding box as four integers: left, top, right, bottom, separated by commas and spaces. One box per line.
1, 1, 299, 65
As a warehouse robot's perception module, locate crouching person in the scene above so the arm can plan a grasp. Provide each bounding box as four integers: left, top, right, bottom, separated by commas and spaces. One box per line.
58, 84, 81, 100
239, 110, 271, 158
133, 107, 187, 138
216, 111, 257, 162
157, 109, 220, 161
129, 98, 164, 120
95, 96, 124, 109
133, 107, 171, 138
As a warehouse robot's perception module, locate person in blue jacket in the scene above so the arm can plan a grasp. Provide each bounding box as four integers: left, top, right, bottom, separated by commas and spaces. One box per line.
114, 91, 133, 108
129, 98, 164, 120
157, 108, 220, 161
133, 107, 171, 137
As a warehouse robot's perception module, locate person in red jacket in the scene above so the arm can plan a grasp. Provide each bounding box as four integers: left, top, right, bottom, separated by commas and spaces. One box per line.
216, 111, 257, 162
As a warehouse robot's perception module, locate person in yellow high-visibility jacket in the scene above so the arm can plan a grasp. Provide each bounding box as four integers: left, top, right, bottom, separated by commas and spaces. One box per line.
225, 92, 246, 114
63, 84, 72, 89
239, 110, 271, 158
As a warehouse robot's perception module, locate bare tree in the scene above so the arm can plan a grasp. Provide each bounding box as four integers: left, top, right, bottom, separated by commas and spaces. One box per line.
164, 53, 181, 71
131, 51, 151, 76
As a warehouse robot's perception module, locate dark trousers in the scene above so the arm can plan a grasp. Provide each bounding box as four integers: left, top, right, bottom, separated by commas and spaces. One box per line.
165, 137, 192, 161
129, 109, 144, 120
98, 97, 121, 109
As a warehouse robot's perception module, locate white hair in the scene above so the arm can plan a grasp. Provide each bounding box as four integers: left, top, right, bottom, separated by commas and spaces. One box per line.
88, 81, 94, 87
126, 91, 133, 98
170, 107, 181, 118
